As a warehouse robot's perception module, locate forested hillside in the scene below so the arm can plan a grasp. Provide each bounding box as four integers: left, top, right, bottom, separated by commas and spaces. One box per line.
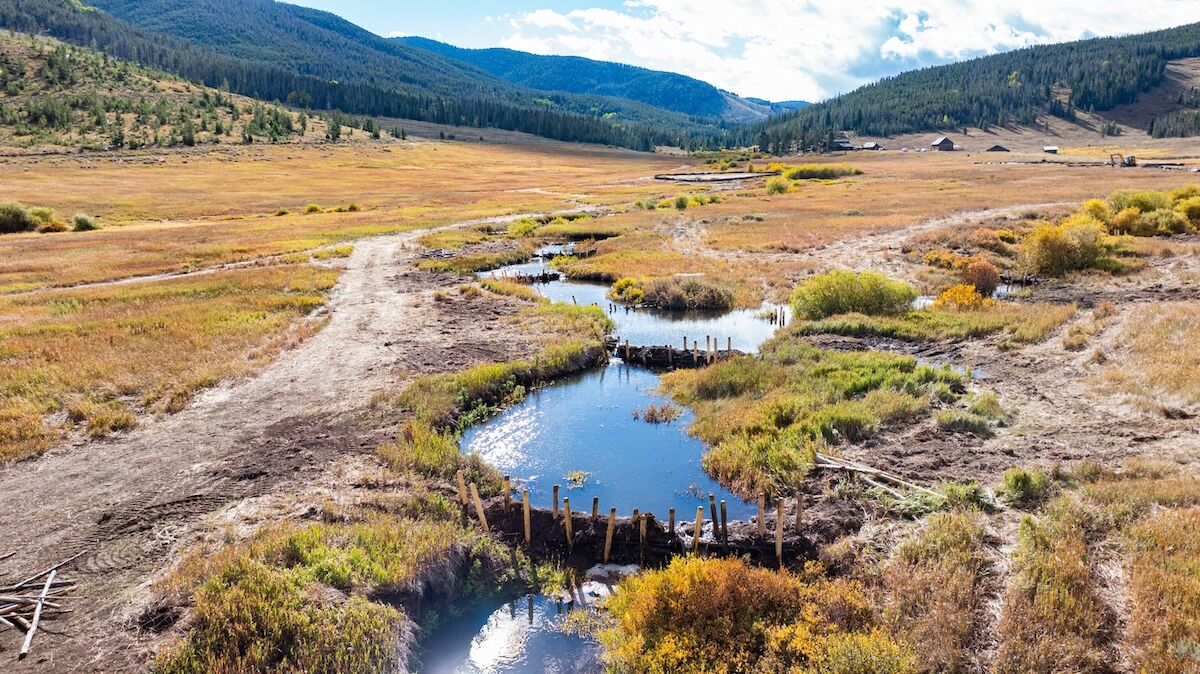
750, 22, 1200, 151
397, 36, 779, 123
0, 0, 729, 150
0, 30, 330, 150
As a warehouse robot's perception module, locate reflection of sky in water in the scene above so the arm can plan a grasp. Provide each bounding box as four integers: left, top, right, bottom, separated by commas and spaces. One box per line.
480, 257, 789, 353
439, 257, 782, 671
463, 362, 755, 520
419, 596, 599, 674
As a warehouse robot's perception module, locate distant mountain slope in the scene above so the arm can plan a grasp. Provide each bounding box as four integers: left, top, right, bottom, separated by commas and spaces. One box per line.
750, 22, 1200, 151
0, 29, 315, 150
0, 0, 732, 150
396, 36, 797, 123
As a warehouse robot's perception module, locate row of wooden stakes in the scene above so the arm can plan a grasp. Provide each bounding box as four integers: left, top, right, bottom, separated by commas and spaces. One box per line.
455, 471, 805, 565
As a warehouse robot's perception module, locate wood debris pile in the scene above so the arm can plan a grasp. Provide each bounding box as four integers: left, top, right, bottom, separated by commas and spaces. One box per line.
1, 552, 83, 660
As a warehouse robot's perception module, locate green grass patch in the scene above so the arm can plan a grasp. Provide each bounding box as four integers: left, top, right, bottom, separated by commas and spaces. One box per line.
791, 270, 917, 320
791, 302, 1075, 346
417, 250, 531, 275
661, 335, 964, 497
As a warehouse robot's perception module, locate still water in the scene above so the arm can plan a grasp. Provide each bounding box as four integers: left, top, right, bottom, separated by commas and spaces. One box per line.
428, 255, 785, 672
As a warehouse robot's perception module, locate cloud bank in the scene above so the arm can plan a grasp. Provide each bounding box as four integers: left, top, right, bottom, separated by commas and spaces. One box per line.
498, 1, 1200, 102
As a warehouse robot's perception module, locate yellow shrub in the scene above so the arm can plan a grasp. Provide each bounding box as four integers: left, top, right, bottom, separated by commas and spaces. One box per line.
1109, 207, 1141, 234
609, 277, 645, 304
1175, 196, 1200, 226
933, 284, 995, 311
1078, 199, 1112, 224
923, 248, 968, 270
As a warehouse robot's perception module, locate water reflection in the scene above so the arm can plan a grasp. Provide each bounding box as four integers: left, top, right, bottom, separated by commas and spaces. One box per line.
462, 361, 756, 520
419, 595, 599, 674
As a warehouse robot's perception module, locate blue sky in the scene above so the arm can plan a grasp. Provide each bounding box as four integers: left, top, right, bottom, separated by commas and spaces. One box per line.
290, 1, 1200, 103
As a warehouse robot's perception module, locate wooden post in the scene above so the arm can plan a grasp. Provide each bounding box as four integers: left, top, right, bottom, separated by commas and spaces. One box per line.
794, 495, 803, 535
705, 336, 711, 363
757, 493, 766, 537
668, 508, 675, 533
692, 506, 704, 552
683, 335, 687, 351
631, 508, 639, 525
572, 295, 577, 305
503, 476, 511, 508
775, 499, 784, 567
552, 484, 560, 519
639, 513, 647, 563
604, 508, 617, 563
719, 499, 729, 548
591, 497, 599, 521
667, 347, 672, 367
456, 469, 468, 505
523, 489, 531, 545
708, 494, 718, 528
727, 336, 732, 358
470, 483, 488, 531
624, 340, 630, 361
564, 498, 574, 545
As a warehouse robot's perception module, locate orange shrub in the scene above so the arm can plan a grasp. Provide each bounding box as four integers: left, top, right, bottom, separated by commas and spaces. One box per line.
961, 257, 1001, 297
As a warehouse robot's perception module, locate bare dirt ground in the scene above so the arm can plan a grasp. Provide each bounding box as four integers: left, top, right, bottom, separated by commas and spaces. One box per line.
0, 217, 551, 672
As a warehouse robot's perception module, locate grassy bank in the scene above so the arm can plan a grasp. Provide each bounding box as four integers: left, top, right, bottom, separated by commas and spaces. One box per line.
152, 513, 522, 673
661, 334, 966, 497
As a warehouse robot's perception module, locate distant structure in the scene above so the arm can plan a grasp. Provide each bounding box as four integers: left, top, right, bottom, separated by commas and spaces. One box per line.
1043, 146, 1059, 154
986, 145, 1010, 152
931, 137, 955, 151
861, 142, 883, 150
834, 139, 856, 151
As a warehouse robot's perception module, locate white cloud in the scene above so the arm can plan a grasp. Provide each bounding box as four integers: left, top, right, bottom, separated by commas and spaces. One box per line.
499, 1, 1200, 101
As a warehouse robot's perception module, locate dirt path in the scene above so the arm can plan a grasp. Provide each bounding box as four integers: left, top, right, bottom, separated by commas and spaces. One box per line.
0, 212, 556, 671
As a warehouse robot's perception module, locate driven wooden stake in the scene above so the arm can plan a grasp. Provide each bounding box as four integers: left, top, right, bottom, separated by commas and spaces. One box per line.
563, 498, 574, 545
522, 489, 531, 545
456, 469, 468, 505
552, 484, 560, 518
708, 494, 718, 528
775, 499, 784, 567
719, 499, 729, 547
668, 507, 675, 534
503, 476, 511, 508
604, 508, 617, 563
591, 497, 599, 521
794, 495, 804, 535
757, 493, 766, 537
470, 483, 488, 531
692, 506, 704, 551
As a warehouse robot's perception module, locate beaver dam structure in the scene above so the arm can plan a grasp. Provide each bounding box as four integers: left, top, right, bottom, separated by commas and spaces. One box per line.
456, 473, 819, 569
604, 336, 745, 369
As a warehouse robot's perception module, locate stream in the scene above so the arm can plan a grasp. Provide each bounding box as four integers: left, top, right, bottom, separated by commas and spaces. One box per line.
419, 250, 788, 672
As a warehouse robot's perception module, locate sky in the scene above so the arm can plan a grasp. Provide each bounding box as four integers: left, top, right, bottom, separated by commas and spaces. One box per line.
289, 1, 1200, 103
